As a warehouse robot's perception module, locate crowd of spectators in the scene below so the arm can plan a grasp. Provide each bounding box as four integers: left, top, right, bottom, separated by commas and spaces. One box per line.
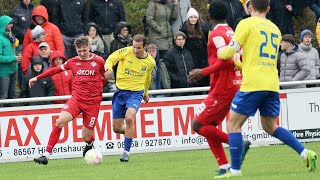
1, 0, 320, 106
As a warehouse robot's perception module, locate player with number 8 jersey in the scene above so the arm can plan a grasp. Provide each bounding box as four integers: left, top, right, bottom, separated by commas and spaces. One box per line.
30, 36, 106, 165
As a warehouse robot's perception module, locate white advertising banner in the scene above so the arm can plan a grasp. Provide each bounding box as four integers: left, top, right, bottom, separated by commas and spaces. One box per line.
0, 93, 295, 163
284, 88, 320, 140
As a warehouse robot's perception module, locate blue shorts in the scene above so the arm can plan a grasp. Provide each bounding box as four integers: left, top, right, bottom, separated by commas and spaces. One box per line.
112, 89, 144, 119
231, 91, 280, 117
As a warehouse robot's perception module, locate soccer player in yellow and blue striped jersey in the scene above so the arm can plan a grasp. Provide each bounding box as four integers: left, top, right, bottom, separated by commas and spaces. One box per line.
104, 34, 155, 162
214, 0, 317, 178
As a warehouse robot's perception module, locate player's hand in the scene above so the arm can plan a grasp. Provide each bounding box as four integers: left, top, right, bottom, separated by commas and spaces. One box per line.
143, 94, 149, 103
29, 77, 37, 88
104, 70, 112, 81
187, 69, 204, 83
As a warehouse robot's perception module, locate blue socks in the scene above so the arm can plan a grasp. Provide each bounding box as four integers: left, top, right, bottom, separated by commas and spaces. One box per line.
229, 132, 243, 170
124, 138, 133, 152
273, 127, 305, 154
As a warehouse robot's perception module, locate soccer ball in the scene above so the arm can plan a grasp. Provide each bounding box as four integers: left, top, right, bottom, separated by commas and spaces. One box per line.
84, 149, 103, 165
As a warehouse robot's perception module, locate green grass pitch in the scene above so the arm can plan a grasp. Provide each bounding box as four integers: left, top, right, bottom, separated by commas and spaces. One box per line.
0, 142, 319, 179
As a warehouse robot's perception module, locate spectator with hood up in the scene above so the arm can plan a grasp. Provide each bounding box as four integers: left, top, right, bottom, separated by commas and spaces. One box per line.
20, 56, 55, 105
50, 50, 73, 104
22, 5, 64, 53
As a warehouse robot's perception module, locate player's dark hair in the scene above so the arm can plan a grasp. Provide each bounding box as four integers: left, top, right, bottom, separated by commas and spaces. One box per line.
74, 36, 89, 48
250, 0, 269, 12
208, 2, 228, 21
133, 34, 147, 46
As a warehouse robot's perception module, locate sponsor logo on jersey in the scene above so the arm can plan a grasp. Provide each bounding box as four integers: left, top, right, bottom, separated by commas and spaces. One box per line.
124, 68, 143, 77
76, 69, 95, 76
91, 61, 97, 67
76, 62, 81, 66
141, 66, 147, 71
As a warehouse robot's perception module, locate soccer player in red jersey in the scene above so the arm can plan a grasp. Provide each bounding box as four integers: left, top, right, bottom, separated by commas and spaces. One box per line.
30, 36, 106, 165
187, 2, 248, 176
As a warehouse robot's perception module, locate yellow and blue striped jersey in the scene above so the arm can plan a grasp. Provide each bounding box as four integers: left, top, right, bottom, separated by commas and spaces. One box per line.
234, 16, 281, 92
105, 47, 156, 95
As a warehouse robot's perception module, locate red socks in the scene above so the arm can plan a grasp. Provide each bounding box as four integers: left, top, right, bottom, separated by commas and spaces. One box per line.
45, 126, 62, 153
198, 125, 229, 166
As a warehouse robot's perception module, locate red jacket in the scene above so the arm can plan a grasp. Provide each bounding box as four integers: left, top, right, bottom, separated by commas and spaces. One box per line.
22, 5, 64, 53
21, 41, 40, 74
50, 51, 73, 104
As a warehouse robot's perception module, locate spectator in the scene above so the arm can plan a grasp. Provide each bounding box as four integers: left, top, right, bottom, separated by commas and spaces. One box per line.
54, 0, 89, 58
23, 5, 64, 53
268, 0, 298, 35
10, 0, 34, 46
280, 34, 310, 89
50, 50, 73, 104
299, 29, 320, 87
40, 0, 58, 25
21, 25, 45, 74
146, 0, 178, 59
146, 44, 171, 92
89, 0, 126, 52
163, 31, 195, 95
180, 8, 209, 87
167, 0, 191, 35
0, 16, 22, 107
84, 22, 109, 59
20, 56, 54, 105
110, 21, 133, 54
210, 0, 245, 30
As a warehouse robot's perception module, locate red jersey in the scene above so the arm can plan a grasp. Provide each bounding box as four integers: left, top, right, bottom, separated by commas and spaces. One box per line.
37, 53, 105, 104
202, 24, 241, 98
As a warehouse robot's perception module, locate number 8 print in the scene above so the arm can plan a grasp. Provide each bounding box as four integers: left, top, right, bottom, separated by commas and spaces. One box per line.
259, 30, 279, 59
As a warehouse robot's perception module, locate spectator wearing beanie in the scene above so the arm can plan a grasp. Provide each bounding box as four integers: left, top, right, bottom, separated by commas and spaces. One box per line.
280, 34, 310, 89
20, 56, 55, 105
180, 8, 209, 88
50, 50, 73, 104
163, 31, 195, 95
22, 25, 45, 74
299, 29, 320, 87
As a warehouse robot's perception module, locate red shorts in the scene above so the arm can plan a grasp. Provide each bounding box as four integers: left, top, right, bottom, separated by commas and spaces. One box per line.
62, 97, 100, 130
195, 97, 232, 126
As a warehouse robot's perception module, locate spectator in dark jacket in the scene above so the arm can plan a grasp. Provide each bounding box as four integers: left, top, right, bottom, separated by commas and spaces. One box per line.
268, 0, 298, 35
163, 31, 195, 94
10, 0, 34, 45
84, 22, 109, 59
40, 0, 58, 25
20, 56, 55, 105
180, 8, 209, 87
110, 21, 133, 54
50, 50, 73, 104
54, 0, 89, 58
89, 0, 126, 52
211, 0, 245, 30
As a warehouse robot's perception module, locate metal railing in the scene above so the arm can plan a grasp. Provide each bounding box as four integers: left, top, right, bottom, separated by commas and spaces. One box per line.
1, 80, 320, 104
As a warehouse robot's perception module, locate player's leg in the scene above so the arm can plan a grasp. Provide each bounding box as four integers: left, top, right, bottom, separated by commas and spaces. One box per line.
34, 110, 75, 165
260, 92, 317, 172
113, 118, 125, 134
192, 101, 229, 173
120, 90, 144, 162
112, 89, 126, 134
81, 102, 100, 157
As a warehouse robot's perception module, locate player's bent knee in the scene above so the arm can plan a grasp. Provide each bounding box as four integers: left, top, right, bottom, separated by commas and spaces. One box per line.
124, 117, 134, 126
192, 119, 202, 133
55, 118, 67, 128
